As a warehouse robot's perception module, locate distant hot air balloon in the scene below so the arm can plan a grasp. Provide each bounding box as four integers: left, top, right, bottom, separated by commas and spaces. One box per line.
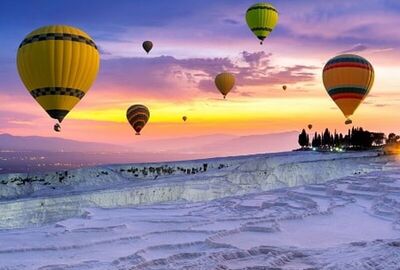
308, 124, 312, 130
17, 25, 100, 131
282, 85, 287, 91
142, 41, 153, 54
215, 72, 235, 99
246, 2, 279, 45
127, 104, 150, 135
182, 116, 187, 122
323, 54, 374, 125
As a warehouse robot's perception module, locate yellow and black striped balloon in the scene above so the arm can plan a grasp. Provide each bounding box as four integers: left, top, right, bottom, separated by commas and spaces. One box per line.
127, 104, 150, 135
17, 25, 100, 123
246, 2, 279, 44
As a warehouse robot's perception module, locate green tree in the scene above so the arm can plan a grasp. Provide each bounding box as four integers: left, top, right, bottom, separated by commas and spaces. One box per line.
298, 129, 308, 148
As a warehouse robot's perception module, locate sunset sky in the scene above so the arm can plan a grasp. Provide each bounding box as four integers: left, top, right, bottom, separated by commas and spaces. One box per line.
0, 0, 399, 144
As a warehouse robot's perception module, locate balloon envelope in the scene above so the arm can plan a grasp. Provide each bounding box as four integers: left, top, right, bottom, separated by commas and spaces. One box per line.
17, 25, 100, 123
215, 72, 235, 98
308, 124, 312, 130
246, 2, 279, 44
142, 41, 153, 54
323, 54, 374, 122
127, 104, 150, 135
282, 85, 287, 90
182, 116, 187, 122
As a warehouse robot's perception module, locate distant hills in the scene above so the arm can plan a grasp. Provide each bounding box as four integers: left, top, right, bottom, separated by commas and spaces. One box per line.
0, 133, 129, 153
0, 132, 299, 173
0, 131, 298, 157
136, 131, 299, 156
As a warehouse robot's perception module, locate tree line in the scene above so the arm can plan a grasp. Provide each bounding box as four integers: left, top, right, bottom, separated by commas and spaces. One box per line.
298, 127, 386, 149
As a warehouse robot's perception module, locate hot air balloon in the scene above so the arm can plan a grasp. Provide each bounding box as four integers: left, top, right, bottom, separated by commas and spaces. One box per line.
215, 72, 235, 99
246, 2, 279, 45
142, 41, 153, 54
282, 85, 287, 91
17, 25, 100, 131
127, 104, 150, 135
323, 54, 374, 125
182, 116, 187, 122
308, 124, 312, 130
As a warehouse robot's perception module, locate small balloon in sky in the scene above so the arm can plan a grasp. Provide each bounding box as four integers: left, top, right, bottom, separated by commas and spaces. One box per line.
127, 104, 150, 135
215, 72, 235, 99
142, 41, 153, 54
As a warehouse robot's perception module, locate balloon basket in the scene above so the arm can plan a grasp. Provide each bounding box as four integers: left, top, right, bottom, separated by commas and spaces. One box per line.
53, 123, 61, 132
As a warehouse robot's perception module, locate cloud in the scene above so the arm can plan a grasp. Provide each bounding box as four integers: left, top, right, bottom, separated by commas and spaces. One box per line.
339, 44, 395, 55
239, 91, 254, 97
95, 51, 318, 100
97, 56, 192, 99
274, 1, 400, 49
374, 104, 390, 107
98, 46, 112, 56
370, 48, 394, 54
223, 19, 240, 25
7, 120, 37, 126
3, 50, 317, 108
340, 44, 368, 53
195, 52, 317, 91
241, 51, 272, 68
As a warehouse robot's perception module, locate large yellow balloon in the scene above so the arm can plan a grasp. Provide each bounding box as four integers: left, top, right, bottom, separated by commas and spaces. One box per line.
246, 2, 279, 44
17, 25, 100, 124
215, 72, 235, 99
322, 54, 374, 124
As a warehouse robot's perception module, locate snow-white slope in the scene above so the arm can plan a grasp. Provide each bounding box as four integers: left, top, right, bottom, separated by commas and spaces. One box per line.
0, 151, 390, 229
0, 151, 399, 269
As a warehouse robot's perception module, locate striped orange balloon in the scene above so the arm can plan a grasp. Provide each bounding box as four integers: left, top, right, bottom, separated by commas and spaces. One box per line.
323, 54, 374, 124
126, 104, 150, 135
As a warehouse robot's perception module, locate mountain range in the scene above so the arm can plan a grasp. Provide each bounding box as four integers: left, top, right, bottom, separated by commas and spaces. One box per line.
0, 131, 299, 157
